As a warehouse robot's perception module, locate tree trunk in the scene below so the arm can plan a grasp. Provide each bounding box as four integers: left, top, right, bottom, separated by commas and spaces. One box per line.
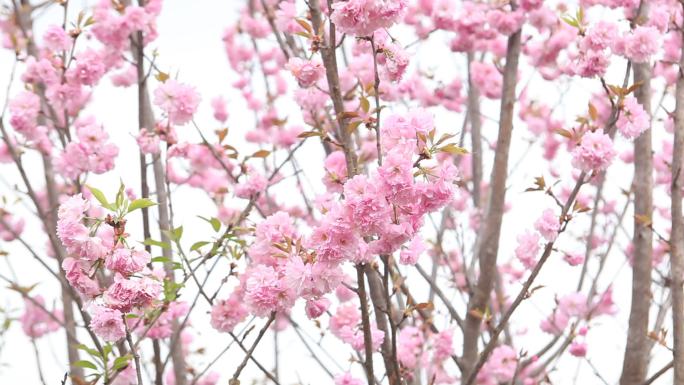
670, 7, 684, 381
619, 31, 653, 384
461, 20, 522, 377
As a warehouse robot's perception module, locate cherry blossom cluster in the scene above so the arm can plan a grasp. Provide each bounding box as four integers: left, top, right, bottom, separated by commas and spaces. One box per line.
56, 192, 186, 343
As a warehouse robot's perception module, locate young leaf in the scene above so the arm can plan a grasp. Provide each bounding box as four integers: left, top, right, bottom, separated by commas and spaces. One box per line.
295, 18, 313, 34
171, 226, 184, 242
143, 239, 170, 249
439, 144, 469, 155
155, 71, 169, 82
360, 97, 370, 113
127, 198, 157, 213
198, 216, 221, 232
298, 131, 322, 138
250, 150, 270, 158
555, 128, 573, 139
86, 185, 114, 211
151, 256, 171, 264
190, 241, 210, 252
73, 360, 98, 370
210, 217, 221, 232
112, 355, 132, 371
75, 344, 101, 358
588, 103, 598, 121
216, 128, 229, 144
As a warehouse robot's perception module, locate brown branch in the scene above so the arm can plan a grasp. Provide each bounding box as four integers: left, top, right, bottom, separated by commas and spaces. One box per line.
463, 176, 583, 385
355, 265, 377, 385
364, 263, 400, 385
466, 52, 483, 208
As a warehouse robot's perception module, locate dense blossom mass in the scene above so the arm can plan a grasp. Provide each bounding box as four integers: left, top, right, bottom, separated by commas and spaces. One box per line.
0, 1, 682, 385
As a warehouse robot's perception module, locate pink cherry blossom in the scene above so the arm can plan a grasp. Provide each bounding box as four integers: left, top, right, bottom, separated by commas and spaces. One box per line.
470, 61, 502, 99
534, 209, 560, 243
153, 80, 201, 125
617, 96, 649, 139
305, 297, 331, 319
621, 26, 660, 63
42, 25, 71, 52
399, 236, 426, 265
330, 0, 408, 36
334, 372, 364, 385
211, 292, 249, 333
89, 306, 125, 342
20, 296, 62, 338
571, 131, 616, 172
287, 58, 325, 88
515, 230, 540, 268
105, 248, 151, 276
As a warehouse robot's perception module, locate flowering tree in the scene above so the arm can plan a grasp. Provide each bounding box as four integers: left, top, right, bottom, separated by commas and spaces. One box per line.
0, 0, 681, 384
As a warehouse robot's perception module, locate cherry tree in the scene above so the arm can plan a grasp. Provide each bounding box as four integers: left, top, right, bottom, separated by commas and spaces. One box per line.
0, 1, 680, 385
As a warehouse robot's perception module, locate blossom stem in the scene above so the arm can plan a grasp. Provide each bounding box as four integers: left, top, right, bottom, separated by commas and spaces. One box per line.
229, 313, 276, 385
125, 317, 144, 385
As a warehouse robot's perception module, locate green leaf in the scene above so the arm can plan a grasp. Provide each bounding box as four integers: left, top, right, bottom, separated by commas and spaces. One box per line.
102, 343, 113, 358
75, 344, 101, 358
84, 16, 96, 27
127, 198, 157, 213
143, 239, 170, 249
360, 97, 370, 113
210, 218, 221, 232
151, 256, 171, 264
73, 360, 98, 370
561, 15, 579, 28
163, 279, 183, 301
199, 216, 221, 232
190, 241, 210, 252
171, 226, 184, 242
115, 182, 125, 209
86, 186, 114, 211
112, 355, 132, 371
